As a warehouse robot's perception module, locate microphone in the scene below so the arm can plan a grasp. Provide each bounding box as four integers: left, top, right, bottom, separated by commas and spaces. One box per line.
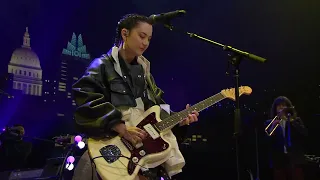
278, 107, 296, 119
281, 107, 295, 114
149, 10, 186, 24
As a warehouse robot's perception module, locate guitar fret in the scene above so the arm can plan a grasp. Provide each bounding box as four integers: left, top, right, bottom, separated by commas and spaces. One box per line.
156, 93, 225, 132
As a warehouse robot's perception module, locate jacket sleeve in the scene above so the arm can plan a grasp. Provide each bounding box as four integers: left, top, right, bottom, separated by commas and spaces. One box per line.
171, 119, 188, 144
290, 117, 308, 136
147, 73, 189, 143
72, 58, 123, 137
159, 109, 188, 144
147, 74, 166, 105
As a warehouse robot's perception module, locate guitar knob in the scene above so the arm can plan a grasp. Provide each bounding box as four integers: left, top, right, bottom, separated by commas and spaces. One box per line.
139, 150, 146, 156
163, 144, 167, 149
132, 157, 139, 163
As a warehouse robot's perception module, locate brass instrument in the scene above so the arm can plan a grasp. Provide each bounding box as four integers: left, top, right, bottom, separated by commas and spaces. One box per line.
265, 106, 295, 136
265, 115, 283, 136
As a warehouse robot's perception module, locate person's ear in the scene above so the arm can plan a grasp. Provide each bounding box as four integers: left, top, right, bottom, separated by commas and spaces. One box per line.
121, 29, 129, 41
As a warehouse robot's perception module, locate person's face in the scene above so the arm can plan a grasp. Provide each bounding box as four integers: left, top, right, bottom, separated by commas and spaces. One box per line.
16, 126, 25, 136
121, 22, 152, 56
276, 103, 287, 114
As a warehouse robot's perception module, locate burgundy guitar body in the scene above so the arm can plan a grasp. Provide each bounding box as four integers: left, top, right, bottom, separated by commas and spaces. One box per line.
87, 105, 173, 180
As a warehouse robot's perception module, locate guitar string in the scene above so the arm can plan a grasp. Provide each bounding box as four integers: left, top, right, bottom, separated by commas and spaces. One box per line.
88, 92, 235, 178
87, 97, 227, 178
158, 93, 225, 131
160, 93, 224, 129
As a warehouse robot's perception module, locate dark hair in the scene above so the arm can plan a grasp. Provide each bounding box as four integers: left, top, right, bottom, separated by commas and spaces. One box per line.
114, 14, 153, 47
270, 96, 295, 118
13, 124, 24, 128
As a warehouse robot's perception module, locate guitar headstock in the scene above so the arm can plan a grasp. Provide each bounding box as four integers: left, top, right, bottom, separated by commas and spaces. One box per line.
220, 86, 252, 101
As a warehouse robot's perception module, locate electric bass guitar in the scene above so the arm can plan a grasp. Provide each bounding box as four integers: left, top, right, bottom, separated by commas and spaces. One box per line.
88, 86, 252, 180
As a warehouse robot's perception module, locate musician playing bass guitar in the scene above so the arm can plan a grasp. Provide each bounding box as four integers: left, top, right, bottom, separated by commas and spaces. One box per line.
72, 13, 199, 180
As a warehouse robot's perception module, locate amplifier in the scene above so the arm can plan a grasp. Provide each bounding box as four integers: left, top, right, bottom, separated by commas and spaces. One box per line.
8, 169, 43, 180
0, 156, 81, 180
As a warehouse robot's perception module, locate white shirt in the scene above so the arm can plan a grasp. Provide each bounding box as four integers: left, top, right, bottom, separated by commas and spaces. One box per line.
110, 46, 185, 178
279, 118, 287, 154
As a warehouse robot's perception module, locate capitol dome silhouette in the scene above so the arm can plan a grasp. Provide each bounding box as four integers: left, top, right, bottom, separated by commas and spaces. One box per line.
8, 27, 43, 96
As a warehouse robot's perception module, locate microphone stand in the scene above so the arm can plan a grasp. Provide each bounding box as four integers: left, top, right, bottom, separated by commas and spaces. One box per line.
0, 89, 5, 102
161, 22, 267, 180
254, 125, 260, 180
0, 89, 12, 99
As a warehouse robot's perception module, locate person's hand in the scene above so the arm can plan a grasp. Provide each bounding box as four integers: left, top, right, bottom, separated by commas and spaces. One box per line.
179, 104, 199, 126
112, 123, 148, 145
272, 119, 280, 126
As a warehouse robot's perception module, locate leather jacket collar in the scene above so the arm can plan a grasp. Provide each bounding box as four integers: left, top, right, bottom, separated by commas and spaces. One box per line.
105, 46, 151, 79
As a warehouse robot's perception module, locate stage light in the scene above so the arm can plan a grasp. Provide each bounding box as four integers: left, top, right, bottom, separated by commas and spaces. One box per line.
74, 135, 82, 143
66, 156, 75, 171
65, 163, 74, 171
77, 141, 85, 149
67, 156, 75, 164
74, 135, 85, 149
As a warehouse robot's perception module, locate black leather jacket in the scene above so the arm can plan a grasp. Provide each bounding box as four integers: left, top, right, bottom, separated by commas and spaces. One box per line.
72, 48, 187, 140
265, 117, 308, 168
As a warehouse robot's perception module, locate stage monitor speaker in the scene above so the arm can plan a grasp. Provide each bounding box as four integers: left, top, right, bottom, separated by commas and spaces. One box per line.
8, 169, 43, 180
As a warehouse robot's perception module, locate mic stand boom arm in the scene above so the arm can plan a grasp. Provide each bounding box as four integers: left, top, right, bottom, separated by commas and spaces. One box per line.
162, 23, 267, 180
164, 24, 267, 63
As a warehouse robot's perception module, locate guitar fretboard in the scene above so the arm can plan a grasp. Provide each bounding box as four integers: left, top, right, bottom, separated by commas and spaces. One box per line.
155, 92, 225, 132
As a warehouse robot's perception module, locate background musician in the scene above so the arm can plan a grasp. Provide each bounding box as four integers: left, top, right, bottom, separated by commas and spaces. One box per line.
0, 124, 32, 171
265, 96, 308, 180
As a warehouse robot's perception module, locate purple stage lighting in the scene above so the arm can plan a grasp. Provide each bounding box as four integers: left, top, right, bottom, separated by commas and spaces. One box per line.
74, 135, 82, 143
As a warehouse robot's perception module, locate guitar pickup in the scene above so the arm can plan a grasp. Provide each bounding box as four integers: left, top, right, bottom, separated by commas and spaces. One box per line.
143, 124, 160, 140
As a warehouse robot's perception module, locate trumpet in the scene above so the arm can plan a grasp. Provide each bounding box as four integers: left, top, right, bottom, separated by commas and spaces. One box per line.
265, 106, 295, 136
265, 116, 283, 136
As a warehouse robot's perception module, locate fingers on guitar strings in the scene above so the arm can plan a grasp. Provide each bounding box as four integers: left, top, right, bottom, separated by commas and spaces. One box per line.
138, 128, 148, 137
192, 114, 198, 121
192, 110, 199, 116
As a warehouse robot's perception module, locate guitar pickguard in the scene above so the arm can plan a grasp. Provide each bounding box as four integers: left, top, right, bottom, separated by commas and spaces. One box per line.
125, 112, 169, 175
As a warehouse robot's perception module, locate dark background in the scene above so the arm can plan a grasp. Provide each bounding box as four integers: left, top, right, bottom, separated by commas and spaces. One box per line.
0, 0, 319, 179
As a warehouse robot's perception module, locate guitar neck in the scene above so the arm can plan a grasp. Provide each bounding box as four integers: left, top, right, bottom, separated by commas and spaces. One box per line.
155, 92, 226, 132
